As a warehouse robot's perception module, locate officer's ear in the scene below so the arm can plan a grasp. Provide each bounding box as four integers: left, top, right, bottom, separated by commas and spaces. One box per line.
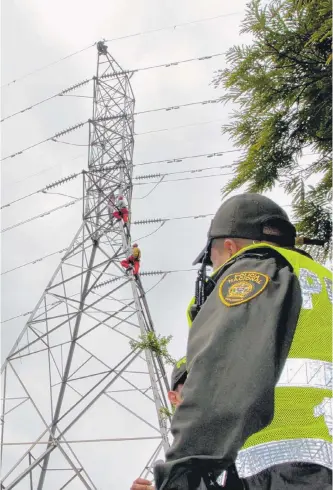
225, 238, 250, 256
224, 238, 238, 257
168, 391, 177, 406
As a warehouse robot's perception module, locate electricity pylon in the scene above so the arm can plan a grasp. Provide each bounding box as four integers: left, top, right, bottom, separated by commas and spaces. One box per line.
1, 42, 170, 490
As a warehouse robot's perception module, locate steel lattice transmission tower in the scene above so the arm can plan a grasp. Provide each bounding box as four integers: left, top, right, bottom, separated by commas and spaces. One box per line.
1, 42, 171, 489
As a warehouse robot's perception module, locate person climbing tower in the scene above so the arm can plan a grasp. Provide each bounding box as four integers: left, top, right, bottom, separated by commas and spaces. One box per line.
121, 243, 141, 276
113, 195, 129, 223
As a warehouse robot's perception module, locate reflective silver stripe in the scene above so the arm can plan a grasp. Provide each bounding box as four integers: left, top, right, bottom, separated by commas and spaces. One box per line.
277, 358, 332, 389
236, 438, 332, 478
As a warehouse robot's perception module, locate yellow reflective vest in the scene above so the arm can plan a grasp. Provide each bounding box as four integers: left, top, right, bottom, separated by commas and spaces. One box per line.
186, 243, 332, 476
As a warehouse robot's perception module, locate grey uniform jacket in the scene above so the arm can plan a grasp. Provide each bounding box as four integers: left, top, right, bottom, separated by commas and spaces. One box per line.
154, 247, 303, 490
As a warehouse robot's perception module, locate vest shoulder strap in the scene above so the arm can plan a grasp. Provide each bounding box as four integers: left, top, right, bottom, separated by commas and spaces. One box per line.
236, 247, 294, 272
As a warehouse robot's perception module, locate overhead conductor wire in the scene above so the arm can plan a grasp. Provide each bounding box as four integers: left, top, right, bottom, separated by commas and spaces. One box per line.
1, 115, 225, 163
1, 11, 240, 90
1, 213, 215, 277
1, 267, 197, 325
1, 53, 226, 124
1, 43, 96, 89
1, 167, 235, 233
5, 147, 238, 194
1, 148, 239, 210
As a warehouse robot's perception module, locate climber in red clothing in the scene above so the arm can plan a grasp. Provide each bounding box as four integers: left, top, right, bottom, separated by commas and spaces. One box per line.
112, 195, 129, 223
121, 244, 141, 276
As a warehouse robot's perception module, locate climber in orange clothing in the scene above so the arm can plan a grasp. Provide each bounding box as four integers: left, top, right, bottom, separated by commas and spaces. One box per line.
121, 243, 141, 276
112, 195, 129, 223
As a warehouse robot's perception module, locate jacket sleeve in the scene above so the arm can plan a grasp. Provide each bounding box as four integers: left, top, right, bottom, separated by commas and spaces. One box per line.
154, 254, 302, 490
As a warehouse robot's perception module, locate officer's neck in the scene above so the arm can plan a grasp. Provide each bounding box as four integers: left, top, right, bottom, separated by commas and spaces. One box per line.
211, 254, 233, 272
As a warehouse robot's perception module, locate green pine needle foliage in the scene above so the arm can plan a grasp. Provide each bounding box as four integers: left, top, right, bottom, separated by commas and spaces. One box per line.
214, 0, 332, 263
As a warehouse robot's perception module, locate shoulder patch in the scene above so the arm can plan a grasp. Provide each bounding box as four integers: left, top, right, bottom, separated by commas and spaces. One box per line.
219, 271, 269, 307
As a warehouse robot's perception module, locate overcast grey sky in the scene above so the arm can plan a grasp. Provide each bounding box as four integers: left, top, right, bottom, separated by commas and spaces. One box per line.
1, 0, 296, 488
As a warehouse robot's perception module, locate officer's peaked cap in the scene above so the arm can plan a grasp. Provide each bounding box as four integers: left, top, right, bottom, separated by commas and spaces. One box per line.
193, 193, 296, 265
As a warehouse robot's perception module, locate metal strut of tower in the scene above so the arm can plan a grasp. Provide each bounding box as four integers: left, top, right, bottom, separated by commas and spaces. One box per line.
1, 42, 171, 489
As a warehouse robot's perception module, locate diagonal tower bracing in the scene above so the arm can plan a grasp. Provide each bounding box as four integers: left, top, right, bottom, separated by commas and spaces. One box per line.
1, 42, 170, 490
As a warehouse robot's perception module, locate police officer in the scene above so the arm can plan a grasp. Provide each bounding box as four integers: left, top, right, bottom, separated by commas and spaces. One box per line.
154, 193, 332, 489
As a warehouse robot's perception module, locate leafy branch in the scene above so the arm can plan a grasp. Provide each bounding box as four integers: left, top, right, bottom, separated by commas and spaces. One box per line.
159, 406, 175, 420
129, 331, 175, 365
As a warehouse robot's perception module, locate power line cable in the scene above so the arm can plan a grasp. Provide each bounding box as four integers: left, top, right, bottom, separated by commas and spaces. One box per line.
133, 177, 166, 200
147, 171, 229, 184
2, 11, 240, 90
82, 51, 227, 76
7, 148, 313, 190
0, 185, 218, 233
52, 141, 89, 147
1, 121, 86, 162
2, 111, 223, 161
6, 153, 85, 188
0, 165, 233, 215
135, 118, 223, 136
4, 148, 238, 192
144, 274, 169, 295
1, 248, 69, 276
135, 97, 222, 117
51, 118, 226, 151
1, 173, 81, 209
1, 171, 231, 233
1, 267, 196, 324
1, 90, 226, 161
104, 12, 241, 43
43, 191, 79, 199
1, 79, 91, 123
54, 116, 225, 150
1, 197, 82, 233
134, 222, 167, 241
95, 267, 198, 290
135, 164, 231, 180
134, 148, 239, 167
56, 94, 93, 100
1, 43, 96, 89
133, 172, 232, 199
2, 149, 239, 209
1, 52, 225, 124
1, 111, 224, 162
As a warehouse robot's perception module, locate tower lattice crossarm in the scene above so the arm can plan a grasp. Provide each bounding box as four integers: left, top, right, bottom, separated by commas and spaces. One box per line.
1, 41, 171, 490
